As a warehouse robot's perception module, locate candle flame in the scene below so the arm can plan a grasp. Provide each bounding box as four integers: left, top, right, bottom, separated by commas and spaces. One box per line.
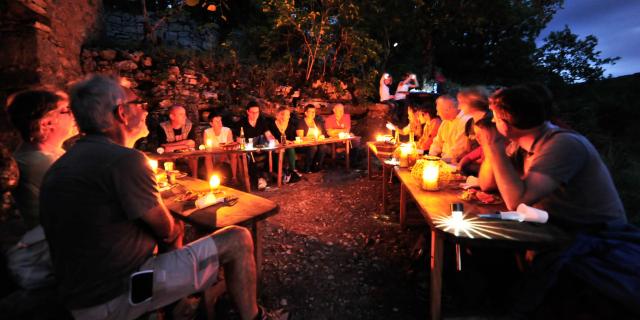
148, 159, 158, 173
209, 175, 220, 190
385, 122, 395, 131
434, 214, 516, 240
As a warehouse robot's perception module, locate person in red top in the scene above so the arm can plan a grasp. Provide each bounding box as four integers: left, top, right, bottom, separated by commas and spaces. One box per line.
324, 103, 351, 137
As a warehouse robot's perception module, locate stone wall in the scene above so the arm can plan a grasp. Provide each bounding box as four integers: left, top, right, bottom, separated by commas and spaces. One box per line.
103, 10, 219, 51
0, 0, 101, 149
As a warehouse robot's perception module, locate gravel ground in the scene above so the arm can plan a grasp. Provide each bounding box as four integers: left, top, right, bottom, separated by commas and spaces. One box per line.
253, 164, 429, 320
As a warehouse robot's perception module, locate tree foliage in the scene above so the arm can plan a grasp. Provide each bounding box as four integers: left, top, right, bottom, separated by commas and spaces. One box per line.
536, 25, 620, 83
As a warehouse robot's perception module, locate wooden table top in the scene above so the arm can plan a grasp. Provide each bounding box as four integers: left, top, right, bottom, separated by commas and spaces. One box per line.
147, 136, 357, 161
394, 167, 568, 247
161, 176, 279, 229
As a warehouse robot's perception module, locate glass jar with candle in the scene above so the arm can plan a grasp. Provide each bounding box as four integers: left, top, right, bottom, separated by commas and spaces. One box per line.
421, 156, 440, 191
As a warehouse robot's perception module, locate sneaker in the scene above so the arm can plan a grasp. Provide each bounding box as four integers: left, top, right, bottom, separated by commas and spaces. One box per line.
256, 305, 289, 320
289, 171, 301, 183
283, 173, 291, 184
258, 178, 267, 190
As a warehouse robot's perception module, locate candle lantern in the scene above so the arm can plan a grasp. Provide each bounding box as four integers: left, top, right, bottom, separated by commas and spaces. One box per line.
451, 203, 464, 221
206, 139, 213, 150
398, 143, 413, 168
421, 156, 440, 191
164, 161, 174, 172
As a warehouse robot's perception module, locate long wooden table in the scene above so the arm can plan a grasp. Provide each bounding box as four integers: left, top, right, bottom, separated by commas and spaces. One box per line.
275, 136, 357, 187
161, 176, 279, 278
366, 142, 395, 214
393, 167, 568, 320
148, 148, 253, 192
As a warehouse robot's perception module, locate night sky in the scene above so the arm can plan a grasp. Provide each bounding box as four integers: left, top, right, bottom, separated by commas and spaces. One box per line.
538, 0, 640, 77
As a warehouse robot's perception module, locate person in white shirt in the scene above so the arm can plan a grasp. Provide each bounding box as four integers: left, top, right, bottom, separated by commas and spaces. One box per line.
429, 95, 472, 163
379, 73, 394, 102
203, 109, 237, 184
394, 73, 417, 101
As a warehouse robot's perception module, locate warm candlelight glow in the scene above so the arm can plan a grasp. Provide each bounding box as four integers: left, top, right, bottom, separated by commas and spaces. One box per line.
385, 122, 395, 131
148, 159, 158, 173
421, 159, 440, 191
198, 144, 205, 150
398, 143, 413, 167
164, 162, 174, 172
338, 132, 349, 139
209, 175, 220, 192
206, 139, 213, 149
376, 134, 384, 142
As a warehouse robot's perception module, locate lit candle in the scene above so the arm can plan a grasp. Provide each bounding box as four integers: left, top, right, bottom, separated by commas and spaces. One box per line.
209, 175, 220, 193
198, 144, 206, 150
398, 143, 413, 167
164, 161, 174, 172
148, 159, 158, 173
376, 134, 384, 142
206, 139, 213, 149
422, 159, 440, 191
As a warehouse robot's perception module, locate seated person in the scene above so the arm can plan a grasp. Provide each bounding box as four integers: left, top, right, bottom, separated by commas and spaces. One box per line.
296, 104, 330, 173
237, 101, 275, 145
268, 106, 301, 182
40, 75, 287, 320
476, 85, 640, 318
428, 95, 472, 164
3, 89, 76, 291
456, 86, 491, 175
158, 105, 196, 152
414, 105, 441, 152
203, 109, 237, 184
238, 101, 276, 189
324, 103, 351, 137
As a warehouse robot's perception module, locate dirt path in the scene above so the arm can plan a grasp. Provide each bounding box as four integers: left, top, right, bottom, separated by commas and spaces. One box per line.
255, 167, 427, 320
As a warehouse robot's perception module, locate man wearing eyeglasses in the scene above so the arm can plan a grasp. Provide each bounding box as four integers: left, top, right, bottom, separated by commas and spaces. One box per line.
40, 75, 286, 320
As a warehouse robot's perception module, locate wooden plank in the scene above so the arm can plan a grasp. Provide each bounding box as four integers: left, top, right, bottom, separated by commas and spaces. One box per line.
394, 167, 567, 245
162, 177, 278, 229
430, 230, 444, 320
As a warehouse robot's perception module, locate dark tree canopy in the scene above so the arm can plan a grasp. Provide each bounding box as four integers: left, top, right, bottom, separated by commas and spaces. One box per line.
536, 25, 620, 83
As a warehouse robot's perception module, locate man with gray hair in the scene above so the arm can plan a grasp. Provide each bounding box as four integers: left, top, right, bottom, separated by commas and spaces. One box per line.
40, 75, 286, 320
428, 95, 472, 163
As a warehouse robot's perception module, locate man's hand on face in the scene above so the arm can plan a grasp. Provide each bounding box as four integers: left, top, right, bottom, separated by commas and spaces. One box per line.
475, 122, 506, 150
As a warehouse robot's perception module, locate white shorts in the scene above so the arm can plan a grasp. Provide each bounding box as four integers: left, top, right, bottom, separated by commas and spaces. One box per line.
71, 236, 219, 320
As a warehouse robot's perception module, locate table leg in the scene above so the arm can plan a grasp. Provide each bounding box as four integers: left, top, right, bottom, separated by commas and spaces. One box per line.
382, 165, 388, 214
277, 149, 284, 188
252, 220, 264, 283
399, 181, 407, 228
430, 230, 444, 320
345, 140, 350, 171
241, 154, 251, 192
204, 155, 213, 178
368, 144, 373, 180
188, 158, 198, 178
268, 150, 273, 173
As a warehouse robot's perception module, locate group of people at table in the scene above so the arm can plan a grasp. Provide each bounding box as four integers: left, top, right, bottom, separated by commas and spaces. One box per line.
1, 75, 290, 319
155, 99, 352, 189
378, 77, 640, 317
2, 70, 639, 320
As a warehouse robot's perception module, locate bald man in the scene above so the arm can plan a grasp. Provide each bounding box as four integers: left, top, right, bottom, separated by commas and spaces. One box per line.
158, 105, 196, 152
